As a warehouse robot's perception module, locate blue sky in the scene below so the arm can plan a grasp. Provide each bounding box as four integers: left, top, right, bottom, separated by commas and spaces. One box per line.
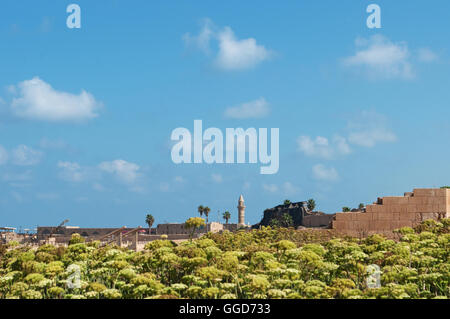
1, 1, 450, 230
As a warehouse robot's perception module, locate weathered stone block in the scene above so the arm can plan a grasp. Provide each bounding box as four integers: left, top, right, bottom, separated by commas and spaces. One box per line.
414, 189, 438, 197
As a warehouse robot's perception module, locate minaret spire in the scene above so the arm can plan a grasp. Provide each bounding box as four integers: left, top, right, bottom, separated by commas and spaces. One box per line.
238, 195, 245, 226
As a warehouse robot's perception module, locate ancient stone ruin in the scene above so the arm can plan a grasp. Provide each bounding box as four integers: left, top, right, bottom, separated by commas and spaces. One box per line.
333, 188, 449, 237
256, 201, 335, 228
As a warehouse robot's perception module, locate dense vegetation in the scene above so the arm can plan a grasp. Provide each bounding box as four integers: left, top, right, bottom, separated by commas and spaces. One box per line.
0, 219, 449, 299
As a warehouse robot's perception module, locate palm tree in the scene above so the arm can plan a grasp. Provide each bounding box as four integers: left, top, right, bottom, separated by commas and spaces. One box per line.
197, 205, 204, 217
145, 214, 154, 234
223, 211, 231, 224
203, 206, 211, 224
307, 198, 316, 211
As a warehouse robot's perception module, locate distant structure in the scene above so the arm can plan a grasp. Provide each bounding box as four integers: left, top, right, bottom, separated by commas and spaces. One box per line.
255, 201, 334, 228
333, 188, 449, 237
238, 195, 246, 226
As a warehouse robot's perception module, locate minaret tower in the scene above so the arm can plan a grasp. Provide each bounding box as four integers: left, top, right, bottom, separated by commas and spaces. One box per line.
238, 195, 245, 226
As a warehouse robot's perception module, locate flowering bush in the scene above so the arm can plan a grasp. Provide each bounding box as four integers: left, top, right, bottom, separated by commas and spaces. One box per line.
0, 219, 448, 299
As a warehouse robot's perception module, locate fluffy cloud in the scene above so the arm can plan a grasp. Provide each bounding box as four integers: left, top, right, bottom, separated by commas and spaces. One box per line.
57, 161, 86, 182
347, 111, 397, 147
98, 159, 140, 184
11, 145, 42, 166
57, 159, 144, 192
184, 20, 272, 70
10, 77, 101, 122
297, 135, 350, 159
348, 129, 396, 148
312, 164, 339, 181
183, 18, 214, 54
342, 35, 414, 79
298, 111, 395, 161
417, 48, 438, 63
215, 27, 272, 70
224, 97, 270, 119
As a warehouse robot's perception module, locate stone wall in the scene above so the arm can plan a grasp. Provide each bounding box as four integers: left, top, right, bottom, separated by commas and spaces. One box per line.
37, 222, 239, 243
302, 214, 335, 228
333, 188, 449, 237
37, 227, 136, 240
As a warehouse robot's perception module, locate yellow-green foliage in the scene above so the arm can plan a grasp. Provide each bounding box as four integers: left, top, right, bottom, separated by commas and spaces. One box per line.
0, 219, 448, 299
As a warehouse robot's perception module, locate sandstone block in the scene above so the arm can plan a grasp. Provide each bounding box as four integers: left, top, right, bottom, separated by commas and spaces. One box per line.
385, 197, 409, 205
414, 189, 439, 197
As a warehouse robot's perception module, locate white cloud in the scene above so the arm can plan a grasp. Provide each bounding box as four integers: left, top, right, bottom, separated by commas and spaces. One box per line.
348, 129, 396, 148
57, 161, 86, 182
183, 18, 214, 54
312, 164, 339, 181
11, 145, 42, 166
215, 27, 271, 70
57, 159, 145, 193
98, 159, 140, 184
417, 48, 438, 63
211, 173, 223, 183
297, 135, 350, 159
10, 77, 101, 122
262, 183, 278, 193
0, 146, 8, 165
224, 97, 270, 119
184, 20, 272, 71
347, 111, 397, 147
343, 35, 414, 79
